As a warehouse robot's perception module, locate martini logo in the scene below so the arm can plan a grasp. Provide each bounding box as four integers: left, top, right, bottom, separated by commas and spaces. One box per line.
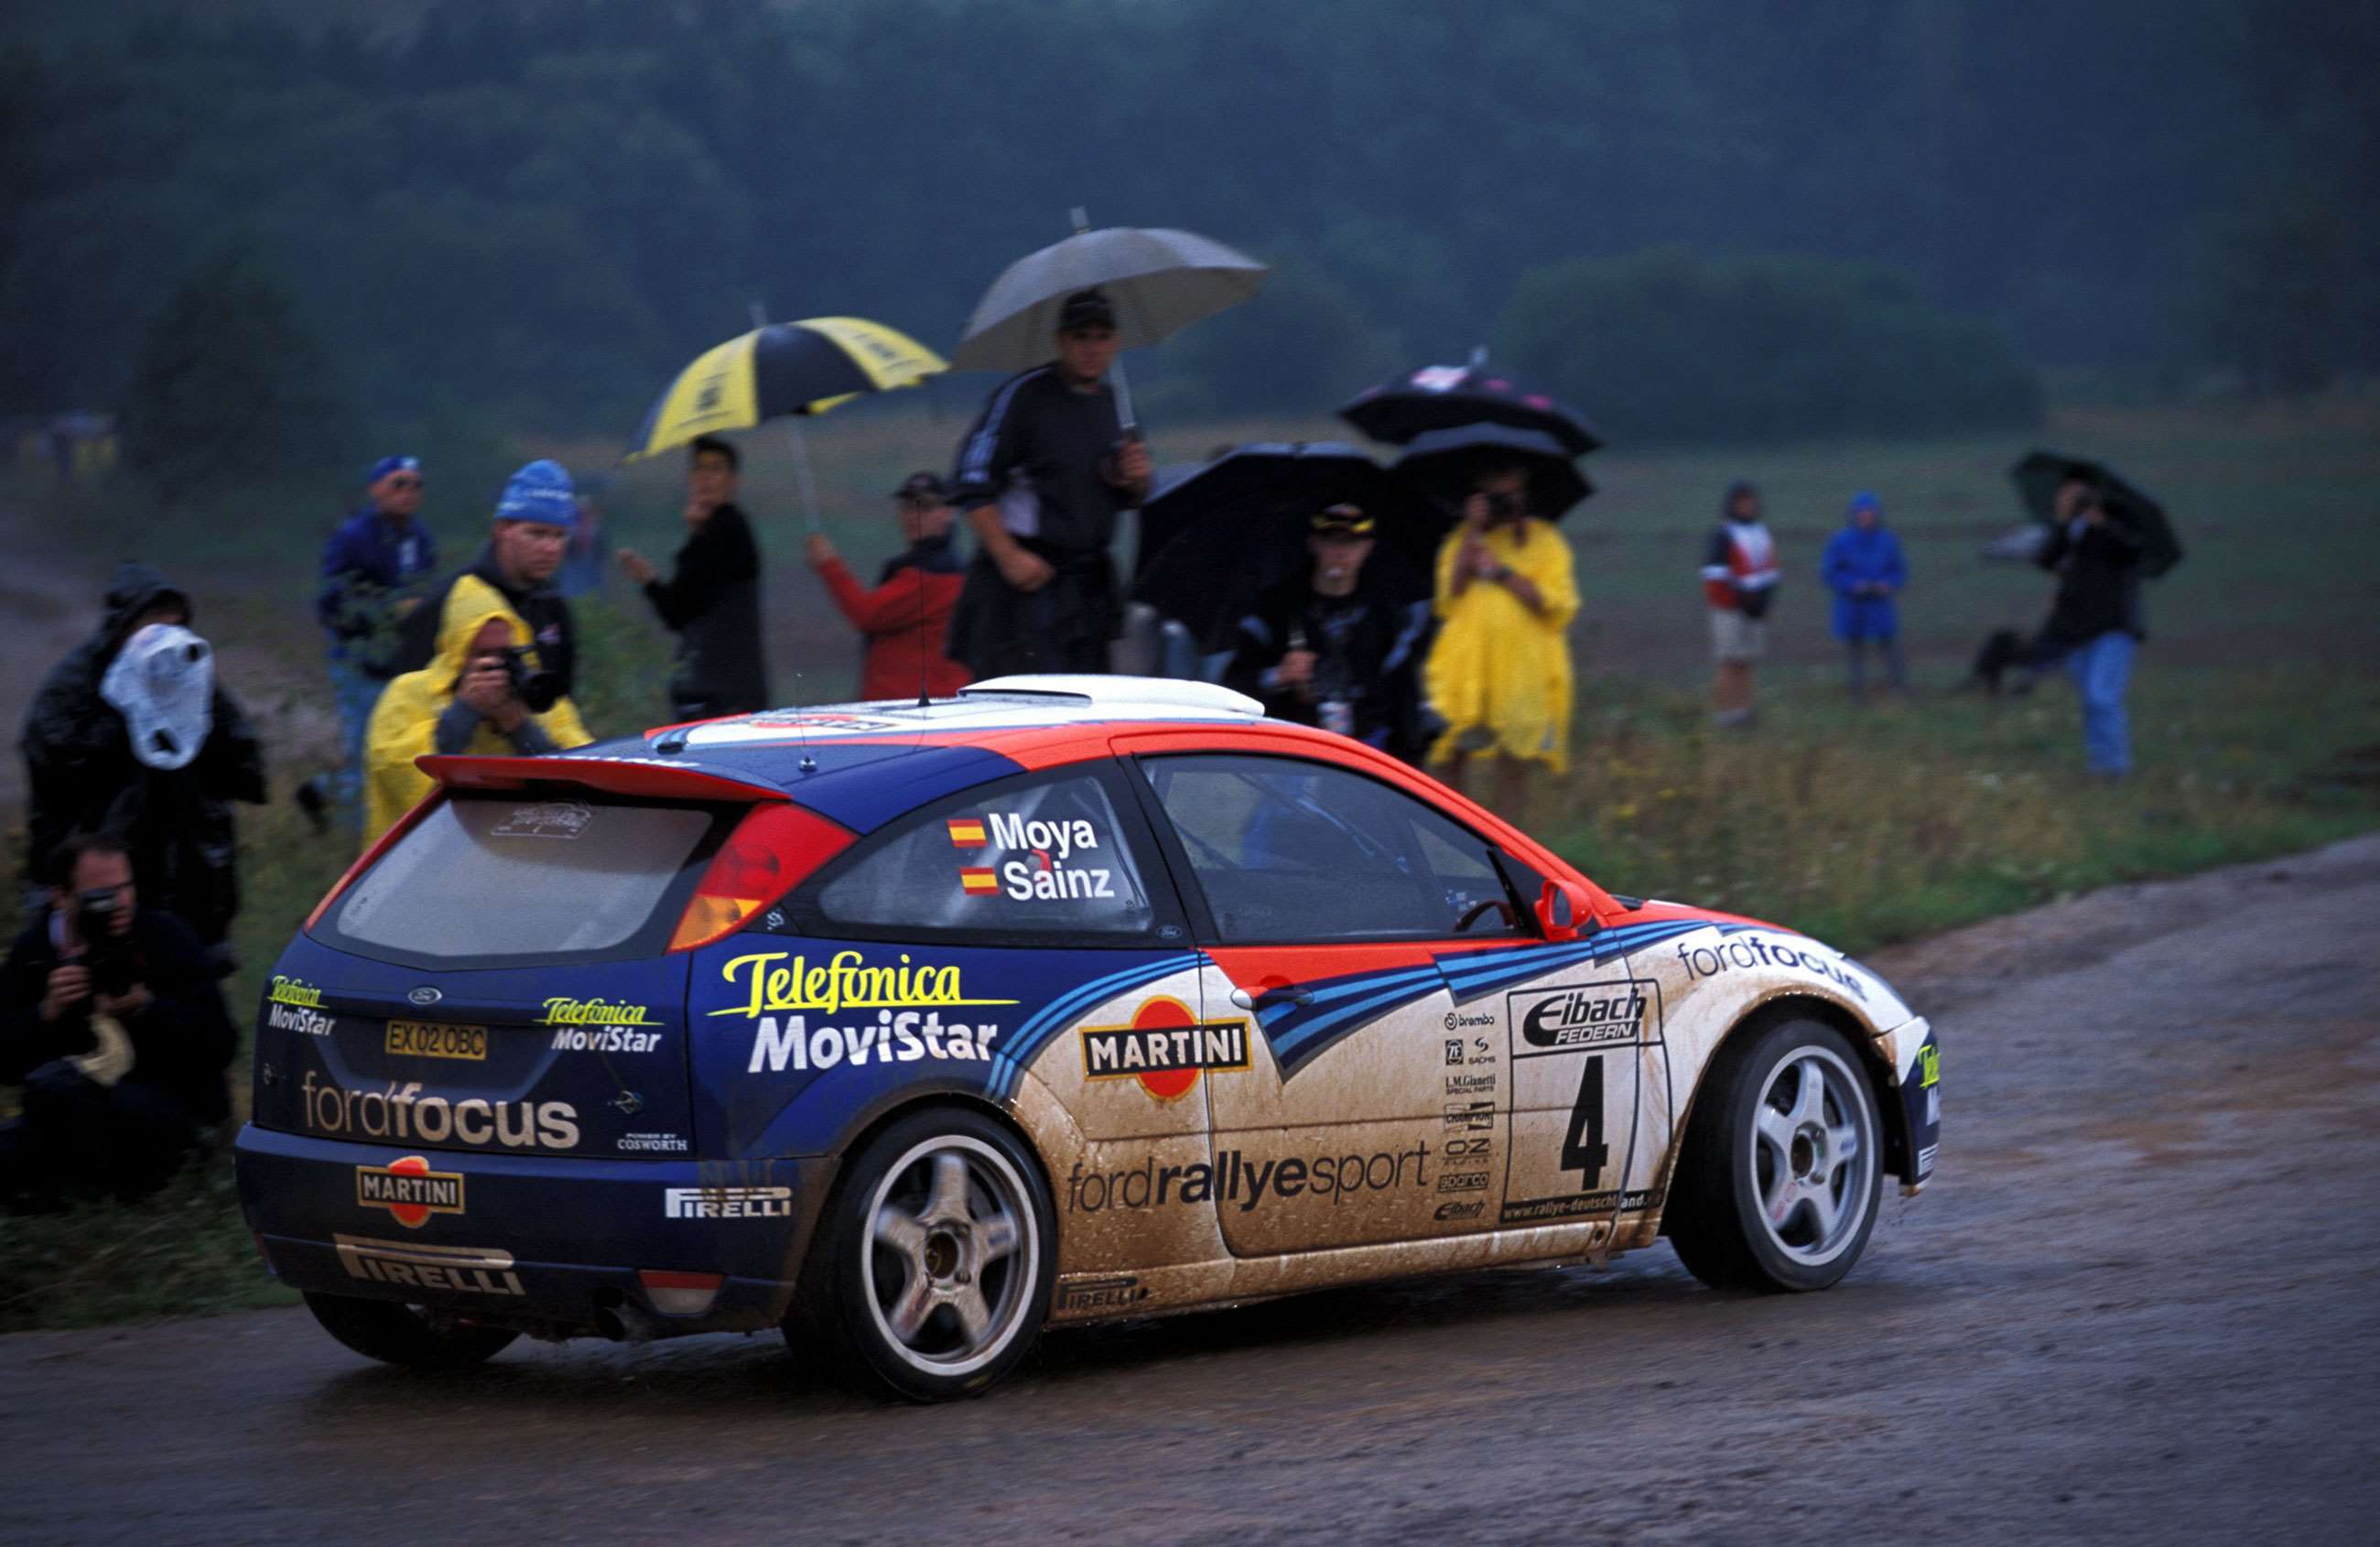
1515, 982, 1649, 1049
355, 1155, 464, 1228
1079, 997, 1250, 1101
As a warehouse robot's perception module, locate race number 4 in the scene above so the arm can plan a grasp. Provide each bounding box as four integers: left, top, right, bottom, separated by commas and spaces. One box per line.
1560, 1055, 1610, 1186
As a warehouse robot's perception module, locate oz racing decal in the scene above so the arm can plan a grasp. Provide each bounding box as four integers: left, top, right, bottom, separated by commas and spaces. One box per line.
355, 1155, 464, 1227
335, 1234, 522, 1296
1078, 996, 1249, 1100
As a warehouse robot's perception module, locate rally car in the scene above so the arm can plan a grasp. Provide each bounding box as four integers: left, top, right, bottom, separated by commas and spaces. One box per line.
236, 676, 1938, 1401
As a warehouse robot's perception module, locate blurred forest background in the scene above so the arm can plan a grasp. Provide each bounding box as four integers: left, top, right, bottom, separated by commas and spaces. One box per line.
3, 0, 2375, 491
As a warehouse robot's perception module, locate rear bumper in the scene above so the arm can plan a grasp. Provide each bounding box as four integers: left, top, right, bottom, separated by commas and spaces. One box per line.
235, 1124, 836, 1337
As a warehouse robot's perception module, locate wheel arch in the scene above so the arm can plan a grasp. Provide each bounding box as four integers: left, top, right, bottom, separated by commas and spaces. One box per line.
1655, 991, 1916, 1236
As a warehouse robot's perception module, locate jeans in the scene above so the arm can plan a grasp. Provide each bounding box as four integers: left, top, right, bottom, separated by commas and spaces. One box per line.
1845, 635, 1907, 695
2060, 631, 2135, 775
328, 655, 384, 816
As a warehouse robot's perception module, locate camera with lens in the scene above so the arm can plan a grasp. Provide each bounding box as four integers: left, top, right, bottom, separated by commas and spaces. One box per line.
72, 888, 137, 999
498, 646, 563, 713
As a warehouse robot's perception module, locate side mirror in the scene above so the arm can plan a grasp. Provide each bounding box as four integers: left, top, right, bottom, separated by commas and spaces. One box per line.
1535, 878, 1592, 943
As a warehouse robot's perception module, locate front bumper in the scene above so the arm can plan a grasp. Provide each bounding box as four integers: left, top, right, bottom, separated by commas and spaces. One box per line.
235, 1124, 835, 1337
1892, 1017, 1941, 1193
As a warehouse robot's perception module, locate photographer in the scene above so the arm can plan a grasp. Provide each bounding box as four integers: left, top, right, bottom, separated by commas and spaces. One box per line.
386, 460, 581, 703
362, 577, 590, 846
1, 835, 236, 1210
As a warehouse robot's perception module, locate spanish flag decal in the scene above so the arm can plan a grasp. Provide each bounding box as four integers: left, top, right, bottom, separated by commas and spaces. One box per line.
959, 868, 1000, 896
947, 817, 988, 848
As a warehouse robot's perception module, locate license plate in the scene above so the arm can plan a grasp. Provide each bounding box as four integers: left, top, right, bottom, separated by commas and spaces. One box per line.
384, 1020, 488, 1061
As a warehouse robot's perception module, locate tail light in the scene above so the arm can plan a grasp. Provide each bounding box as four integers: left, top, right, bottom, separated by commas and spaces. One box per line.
667, 803, 852, 953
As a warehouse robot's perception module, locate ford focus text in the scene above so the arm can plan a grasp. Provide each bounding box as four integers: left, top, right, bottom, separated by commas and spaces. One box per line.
235, 677, 1940, 1400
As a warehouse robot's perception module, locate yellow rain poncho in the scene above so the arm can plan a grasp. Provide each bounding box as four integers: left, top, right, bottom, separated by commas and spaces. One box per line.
362, 575, 590, 845
1423, 517, 1579, 773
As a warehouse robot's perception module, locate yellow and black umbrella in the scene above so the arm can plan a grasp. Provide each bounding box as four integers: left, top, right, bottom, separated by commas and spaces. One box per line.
625, 316, 946, 461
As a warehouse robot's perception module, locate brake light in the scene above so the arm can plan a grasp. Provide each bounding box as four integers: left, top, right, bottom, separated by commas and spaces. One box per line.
638, 1269, 724, 1316
303, 793, 441, 934
667, 803, 851, 953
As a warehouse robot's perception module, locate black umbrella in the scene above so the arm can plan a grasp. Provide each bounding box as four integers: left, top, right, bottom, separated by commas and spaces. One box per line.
1392, 424, 1592, 522
1340, 361, 1603, 456
1131, 442, 1445, 644
2010, 450, 2183, 579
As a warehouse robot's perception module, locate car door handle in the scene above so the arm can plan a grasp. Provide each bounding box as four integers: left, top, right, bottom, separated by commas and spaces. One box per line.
1239, 986, 1313, 1011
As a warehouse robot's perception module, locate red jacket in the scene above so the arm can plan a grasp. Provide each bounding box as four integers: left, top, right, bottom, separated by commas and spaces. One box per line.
813, 548, 972, 701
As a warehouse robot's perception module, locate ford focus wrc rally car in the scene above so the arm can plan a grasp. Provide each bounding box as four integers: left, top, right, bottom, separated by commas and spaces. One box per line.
236, 676, 1939, 1400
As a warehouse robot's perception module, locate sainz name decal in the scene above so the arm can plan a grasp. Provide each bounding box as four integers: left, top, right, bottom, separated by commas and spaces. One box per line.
949, 811, 1117, 902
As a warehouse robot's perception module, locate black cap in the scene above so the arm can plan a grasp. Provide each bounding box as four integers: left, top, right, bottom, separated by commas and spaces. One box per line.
1311, 503, 1375, 536
1057, 288, 1118, 332
892, 471, 947, 503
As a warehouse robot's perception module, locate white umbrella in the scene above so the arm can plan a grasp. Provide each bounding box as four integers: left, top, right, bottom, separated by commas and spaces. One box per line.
950, 211, 1268, 425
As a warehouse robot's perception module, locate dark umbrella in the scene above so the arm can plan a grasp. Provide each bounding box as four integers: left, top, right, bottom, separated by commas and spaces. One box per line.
1392, 424, 1592, 522
2010, 450, 2183, 579
1340, 361, 1603, 456
1132, 442, 1446, 644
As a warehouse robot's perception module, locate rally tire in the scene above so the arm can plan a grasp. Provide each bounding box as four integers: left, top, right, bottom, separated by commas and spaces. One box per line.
1668, 1017, 1882, 1293
792, 1107, 1055, 1402
300, 1291, 521, 1369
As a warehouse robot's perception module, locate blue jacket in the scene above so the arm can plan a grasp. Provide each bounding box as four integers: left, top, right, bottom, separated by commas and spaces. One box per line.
318, 507, 437, 666
1820, 523, 1907, 640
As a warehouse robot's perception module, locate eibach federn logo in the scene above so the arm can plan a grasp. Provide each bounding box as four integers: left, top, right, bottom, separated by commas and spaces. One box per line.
1079, 996, 1250, 1101
355, 1154, 464, 1228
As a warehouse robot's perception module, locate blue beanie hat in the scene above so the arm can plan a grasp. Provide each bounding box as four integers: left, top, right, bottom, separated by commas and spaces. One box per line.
1847, 490, 1883, 520
364, 454, 420, 485
493, 460, 578, 528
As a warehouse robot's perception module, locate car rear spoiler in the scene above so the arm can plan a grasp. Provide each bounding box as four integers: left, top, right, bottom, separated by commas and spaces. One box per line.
417, 754, 789, 804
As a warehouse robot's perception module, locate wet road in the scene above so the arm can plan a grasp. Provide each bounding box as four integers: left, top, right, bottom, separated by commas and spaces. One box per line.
7, 838, 2378, 1545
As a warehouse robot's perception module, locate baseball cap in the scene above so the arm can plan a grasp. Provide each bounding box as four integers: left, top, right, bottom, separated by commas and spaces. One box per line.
1057, 289, 1118, 332
892, 471, 948, 503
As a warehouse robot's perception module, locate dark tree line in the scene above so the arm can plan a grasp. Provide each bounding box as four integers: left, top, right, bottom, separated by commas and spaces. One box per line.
2, 0, 2371, 449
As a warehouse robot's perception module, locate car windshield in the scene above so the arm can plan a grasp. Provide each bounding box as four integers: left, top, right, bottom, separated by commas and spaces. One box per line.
325, 795, 719, 965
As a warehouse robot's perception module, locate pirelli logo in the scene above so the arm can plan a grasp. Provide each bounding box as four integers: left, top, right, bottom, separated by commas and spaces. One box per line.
384, 1020, 487, 1061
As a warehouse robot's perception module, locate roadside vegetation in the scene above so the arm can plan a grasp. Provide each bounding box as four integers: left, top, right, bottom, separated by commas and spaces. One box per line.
3, 395, 2375, 1334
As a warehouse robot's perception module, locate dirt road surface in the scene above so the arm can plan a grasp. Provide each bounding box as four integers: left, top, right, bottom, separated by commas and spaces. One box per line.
5, 838, 2377, 1544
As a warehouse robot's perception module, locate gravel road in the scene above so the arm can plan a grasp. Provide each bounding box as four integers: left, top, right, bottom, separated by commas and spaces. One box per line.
5, 838, 2376, 1545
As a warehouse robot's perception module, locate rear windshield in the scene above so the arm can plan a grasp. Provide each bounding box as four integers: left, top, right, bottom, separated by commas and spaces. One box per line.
323, 795, 721, 967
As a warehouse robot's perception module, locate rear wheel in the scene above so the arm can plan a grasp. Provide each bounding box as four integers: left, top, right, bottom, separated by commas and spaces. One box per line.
1668, 1017, 1882, 1292
792, 1108, 1054, 1401
301, 1292, 520, 1369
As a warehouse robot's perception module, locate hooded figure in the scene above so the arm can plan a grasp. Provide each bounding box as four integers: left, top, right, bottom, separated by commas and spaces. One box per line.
1820, 492, 1908, 643
362, 574, 591, 845
17, 563, 265, 948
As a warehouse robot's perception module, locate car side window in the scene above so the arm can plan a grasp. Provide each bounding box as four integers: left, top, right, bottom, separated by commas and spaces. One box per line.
810, 770, 1158, 938
1138, 754, 1526, 944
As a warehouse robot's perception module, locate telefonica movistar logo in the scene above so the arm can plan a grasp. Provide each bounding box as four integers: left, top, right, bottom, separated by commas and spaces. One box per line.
537, 998, 655, 1026
709, 950, 1017, 1020
269, 976, 324, 1008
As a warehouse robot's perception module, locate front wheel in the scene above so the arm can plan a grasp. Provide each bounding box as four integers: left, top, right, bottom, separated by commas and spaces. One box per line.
301, 1291, 520, 1369
792, 1108, 1055, 1401
1668, 1017, 1883, 1292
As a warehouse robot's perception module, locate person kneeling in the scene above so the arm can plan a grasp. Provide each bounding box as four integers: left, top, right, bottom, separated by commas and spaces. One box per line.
0, 834, 236, 1211
362, 576, 591, 846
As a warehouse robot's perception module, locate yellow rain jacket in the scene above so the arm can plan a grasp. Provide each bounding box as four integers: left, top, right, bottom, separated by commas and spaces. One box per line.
1423, 517, 1579, 774
362, 576, 591, 845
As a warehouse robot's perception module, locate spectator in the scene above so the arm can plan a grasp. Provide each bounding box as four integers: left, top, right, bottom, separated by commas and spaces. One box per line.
317, 455, 438, 815
1224, 503, 1427, 761
2031, 472, 2147, 778
559, 471, 612, 598
362, 576, 592, 845
1702, 481, 1780, 728
389, 460, 581, 703
806, 471, 972, 701
1821, 491, 1909, 699
619, 436, 769, 719
0, 834, 236, 1210
17, 563, 265, 964
1424, 465, 1579, 809
946, 289, 1152, 676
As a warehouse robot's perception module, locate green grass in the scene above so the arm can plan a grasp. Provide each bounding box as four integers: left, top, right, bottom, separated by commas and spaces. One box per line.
2, 394, 2375, 1335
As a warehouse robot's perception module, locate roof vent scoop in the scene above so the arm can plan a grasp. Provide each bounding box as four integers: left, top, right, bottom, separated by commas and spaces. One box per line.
961, 675, 1263, 718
